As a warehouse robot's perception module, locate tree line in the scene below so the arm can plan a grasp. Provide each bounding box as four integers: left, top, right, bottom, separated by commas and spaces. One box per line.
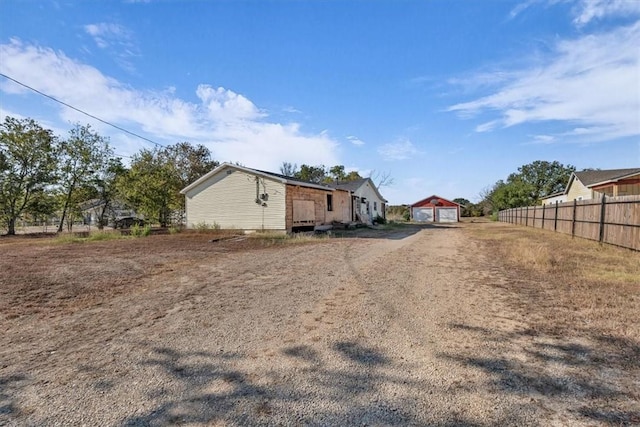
0, 116, 218, 235
451, 160, 576, 217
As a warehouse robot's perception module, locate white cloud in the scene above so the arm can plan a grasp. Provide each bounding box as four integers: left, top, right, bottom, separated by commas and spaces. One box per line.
347, 135, 365, 146
448, 21, 640, 142
83, 22, 138, 72
281, 106, 301, 114
573, 0, 640, 26
528, 134, 557, 144
84, 23, 131, 48
509, 0, 640, 25
377, 139, 419, 161
0, 39, 340, 171
196, 84, 265, 123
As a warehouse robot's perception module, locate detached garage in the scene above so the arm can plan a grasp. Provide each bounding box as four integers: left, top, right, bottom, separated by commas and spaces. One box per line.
410, 195, 461, 223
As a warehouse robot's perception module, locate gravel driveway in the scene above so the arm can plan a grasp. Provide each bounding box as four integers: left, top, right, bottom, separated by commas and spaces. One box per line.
1, 225, 632, 426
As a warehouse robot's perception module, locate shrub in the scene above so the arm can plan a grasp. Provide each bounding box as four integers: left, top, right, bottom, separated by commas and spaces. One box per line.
374, 215, 387, 225
195, 221, 221, 231
131, 223, 151, 237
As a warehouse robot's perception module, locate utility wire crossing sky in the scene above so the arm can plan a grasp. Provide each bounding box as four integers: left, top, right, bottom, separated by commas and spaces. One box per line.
1, 0, 638, 204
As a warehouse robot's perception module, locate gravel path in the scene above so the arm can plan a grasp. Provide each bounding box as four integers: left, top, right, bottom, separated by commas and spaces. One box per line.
1, 226, 614, 426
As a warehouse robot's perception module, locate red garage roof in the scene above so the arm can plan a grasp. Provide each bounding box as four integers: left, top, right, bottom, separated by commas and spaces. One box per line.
410, 195, 461, 208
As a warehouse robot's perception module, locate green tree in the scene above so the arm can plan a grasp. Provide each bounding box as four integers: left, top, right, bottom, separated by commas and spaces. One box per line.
0, 117, 58, 235
120, 147, 175, 227
56, 124, 111, 232
26, 188, 58, 228
164, 142, 218, 191
453, 198, 472, 217
92, 157, 126, 229
482, 160, 576, 213
344, 170, 363, 181
279, 162, 298, 177
328, 165, 346, 182
164, 142, 218, 217
514, 160, 575, 202
121, 142, 217, 227
294, 164, 327, 183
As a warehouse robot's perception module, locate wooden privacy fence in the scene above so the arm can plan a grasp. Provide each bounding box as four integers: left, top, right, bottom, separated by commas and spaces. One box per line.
498, 195, 640, 251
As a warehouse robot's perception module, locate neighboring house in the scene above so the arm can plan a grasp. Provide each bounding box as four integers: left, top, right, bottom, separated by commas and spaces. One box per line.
410, 195, 461, 223
79, 199, 141, 227
180, 163, 352, 232
541, 192, 566, 205
541, 168, 640, 204
333, 178, 388, 224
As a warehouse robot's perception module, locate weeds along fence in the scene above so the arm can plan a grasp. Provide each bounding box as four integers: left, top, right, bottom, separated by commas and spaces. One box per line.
498, 195, 640, 251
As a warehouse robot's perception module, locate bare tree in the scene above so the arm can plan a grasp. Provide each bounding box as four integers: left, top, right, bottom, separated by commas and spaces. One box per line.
369, 170, 394, 188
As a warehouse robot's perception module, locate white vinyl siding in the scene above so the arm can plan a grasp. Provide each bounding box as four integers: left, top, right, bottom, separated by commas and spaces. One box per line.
354, 181, 386, 221
184, 170, 286, 230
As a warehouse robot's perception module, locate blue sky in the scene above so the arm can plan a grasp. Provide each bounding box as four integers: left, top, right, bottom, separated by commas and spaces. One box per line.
1, 0, 639, 204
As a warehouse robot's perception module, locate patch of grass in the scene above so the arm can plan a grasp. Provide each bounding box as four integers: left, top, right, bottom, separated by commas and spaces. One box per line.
168, 226, 182, 235
195, 221, 221, 231
247, 231, 329, 246
378, 221, 409, 230
130, 224, 151, 237
86, 231, 123, 242
467, 222, 640, 339
53, 230, 126, 244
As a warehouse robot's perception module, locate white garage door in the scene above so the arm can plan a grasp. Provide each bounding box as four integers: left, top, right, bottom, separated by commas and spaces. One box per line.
436, 207, 458, 223
412, 207, 434, 222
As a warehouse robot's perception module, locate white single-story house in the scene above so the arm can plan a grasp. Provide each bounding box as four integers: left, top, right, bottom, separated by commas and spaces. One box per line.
333, 178, 388, 224
180, 163, 352, 232
540, 168, 640, 204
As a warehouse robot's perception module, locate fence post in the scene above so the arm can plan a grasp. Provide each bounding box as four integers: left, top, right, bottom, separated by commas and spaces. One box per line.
542, 204, 546, 229
533, 206, 536, 228
554, 201, 559, 231
571, 199, 577, 238
525, 206, 529, 227
598, 195, 607, 243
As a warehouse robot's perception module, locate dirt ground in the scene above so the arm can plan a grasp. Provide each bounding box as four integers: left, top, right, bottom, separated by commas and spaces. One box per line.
1, 223, 638, 426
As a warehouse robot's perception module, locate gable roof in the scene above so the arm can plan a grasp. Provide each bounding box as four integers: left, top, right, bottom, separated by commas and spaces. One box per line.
410, 195, 462, 207
562, 168, 640, 195
332, 178, 388, 202
573, 168, 640, 188
180, 163, 338, 194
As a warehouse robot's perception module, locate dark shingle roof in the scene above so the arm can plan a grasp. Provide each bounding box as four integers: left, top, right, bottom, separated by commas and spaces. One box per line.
575, 168, 640, 187
254, 169, 335, 190
332, 178, 369, 192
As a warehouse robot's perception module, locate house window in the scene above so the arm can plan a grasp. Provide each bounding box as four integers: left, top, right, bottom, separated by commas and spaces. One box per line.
374, 201, 377, 211
327, 194, 333, 211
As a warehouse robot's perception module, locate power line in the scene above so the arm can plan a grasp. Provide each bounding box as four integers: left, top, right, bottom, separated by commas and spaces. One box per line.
0, 72, 167, 149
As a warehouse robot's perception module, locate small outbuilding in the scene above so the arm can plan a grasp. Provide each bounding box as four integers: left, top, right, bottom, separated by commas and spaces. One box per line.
410, 195, 461, 223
